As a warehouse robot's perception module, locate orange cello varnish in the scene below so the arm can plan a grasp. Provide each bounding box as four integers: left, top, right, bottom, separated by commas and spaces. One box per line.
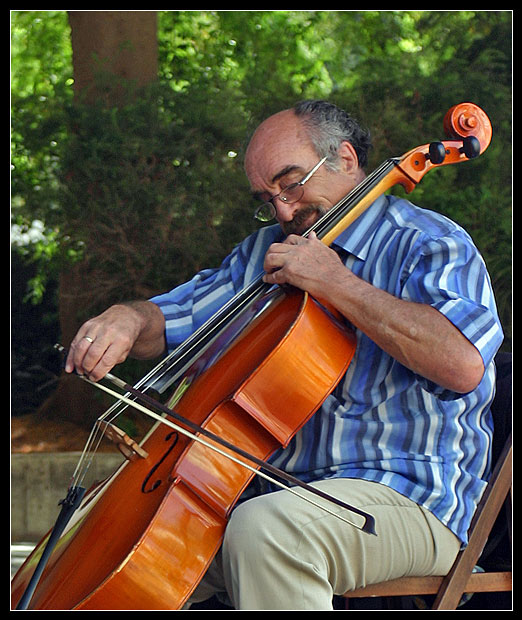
75, 481, 226, 610
174, 401, 277, 519
174, 292, 355, 519
11, 432, 189, 610
232, 294, 356, 445
11, 289, 356, 610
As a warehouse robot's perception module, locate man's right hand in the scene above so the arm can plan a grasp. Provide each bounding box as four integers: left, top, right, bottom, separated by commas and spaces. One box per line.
65, 301, 166, 381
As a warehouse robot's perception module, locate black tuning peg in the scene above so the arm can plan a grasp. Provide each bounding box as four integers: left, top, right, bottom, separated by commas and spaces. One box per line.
426, 141, 447, 165
459, 135, 481, 159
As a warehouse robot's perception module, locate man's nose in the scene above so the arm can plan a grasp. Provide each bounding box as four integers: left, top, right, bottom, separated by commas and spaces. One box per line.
273, 196, 299, 222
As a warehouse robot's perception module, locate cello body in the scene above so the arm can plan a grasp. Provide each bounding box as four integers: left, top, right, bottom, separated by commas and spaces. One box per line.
11, 288, 356, 609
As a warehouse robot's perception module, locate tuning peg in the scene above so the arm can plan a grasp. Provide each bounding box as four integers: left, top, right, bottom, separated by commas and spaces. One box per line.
426, 142, 447, 165
459, 135, 481, 159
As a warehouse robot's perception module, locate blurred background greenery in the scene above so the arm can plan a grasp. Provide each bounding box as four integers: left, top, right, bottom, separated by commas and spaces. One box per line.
11, 11, 511, 425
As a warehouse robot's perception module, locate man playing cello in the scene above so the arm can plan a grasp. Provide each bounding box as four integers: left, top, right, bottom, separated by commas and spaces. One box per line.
65, 100, 503, 610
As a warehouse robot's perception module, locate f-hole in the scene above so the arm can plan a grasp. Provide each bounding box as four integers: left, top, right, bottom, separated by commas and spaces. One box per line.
141, 431, 179, 493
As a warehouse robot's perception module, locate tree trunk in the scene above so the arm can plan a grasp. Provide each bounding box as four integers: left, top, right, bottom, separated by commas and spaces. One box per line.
68, 11, 158, 102
40, 11, 158, 427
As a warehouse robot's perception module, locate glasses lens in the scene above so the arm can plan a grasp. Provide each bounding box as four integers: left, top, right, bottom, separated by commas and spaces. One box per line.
254, 202, 276, 222
279, 183, 303, 204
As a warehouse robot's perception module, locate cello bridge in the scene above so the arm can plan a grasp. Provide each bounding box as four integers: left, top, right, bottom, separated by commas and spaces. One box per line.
97, 421, 148, 462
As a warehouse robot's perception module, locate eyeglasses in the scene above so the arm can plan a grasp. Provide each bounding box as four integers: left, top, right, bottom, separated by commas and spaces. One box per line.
253, 156, 328, 222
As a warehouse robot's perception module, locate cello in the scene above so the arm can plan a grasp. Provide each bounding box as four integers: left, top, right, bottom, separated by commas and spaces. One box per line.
11, 103, 492, 610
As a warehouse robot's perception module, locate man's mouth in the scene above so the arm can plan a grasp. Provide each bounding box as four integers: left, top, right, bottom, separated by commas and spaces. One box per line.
282, 204, 328, 236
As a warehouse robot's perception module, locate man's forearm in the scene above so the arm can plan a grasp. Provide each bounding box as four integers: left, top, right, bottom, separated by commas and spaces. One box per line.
321, 269, 485, 393
124, 301, 167, 360
263, 234, 485, 394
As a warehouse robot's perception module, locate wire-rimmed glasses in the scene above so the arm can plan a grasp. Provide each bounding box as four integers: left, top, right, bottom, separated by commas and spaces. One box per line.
253, 156, 328, 222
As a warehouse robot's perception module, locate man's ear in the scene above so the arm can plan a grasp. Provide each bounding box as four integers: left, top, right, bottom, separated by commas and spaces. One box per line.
337, 140, 360, 173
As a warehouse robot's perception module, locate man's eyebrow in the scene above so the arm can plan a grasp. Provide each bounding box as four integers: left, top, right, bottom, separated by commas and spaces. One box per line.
251, 189, 268, 201
250, 164, 304, 200
271, 164, 302, 184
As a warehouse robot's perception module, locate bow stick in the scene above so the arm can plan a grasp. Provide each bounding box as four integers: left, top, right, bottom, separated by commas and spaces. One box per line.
55, 344, 376, 535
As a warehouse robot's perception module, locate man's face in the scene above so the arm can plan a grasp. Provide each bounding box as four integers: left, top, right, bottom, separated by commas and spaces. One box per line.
245, 110, 361, 236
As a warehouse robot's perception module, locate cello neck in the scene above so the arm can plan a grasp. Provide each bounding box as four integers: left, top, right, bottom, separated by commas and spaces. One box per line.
307, 158, 401, 247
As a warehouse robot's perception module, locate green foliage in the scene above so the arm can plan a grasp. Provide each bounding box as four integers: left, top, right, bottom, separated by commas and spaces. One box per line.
11, 11, 74, 303
56, 82, 253, 315
11, 10, 511, 345
11, 10, 72, 98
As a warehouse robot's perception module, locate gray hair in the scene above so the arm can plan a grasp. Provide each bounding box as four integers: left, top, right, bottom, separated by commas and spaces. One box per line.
293, 100, 372, 170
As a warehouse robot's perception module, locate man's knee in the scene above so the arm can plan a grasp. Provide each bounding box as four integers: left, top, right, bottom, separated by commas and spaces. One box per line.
224, 494, 282, 557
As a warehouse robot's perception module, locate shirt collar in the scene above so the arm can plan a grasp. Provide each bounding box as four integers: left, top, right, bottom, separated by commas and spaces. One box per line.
331, 194, 389, 260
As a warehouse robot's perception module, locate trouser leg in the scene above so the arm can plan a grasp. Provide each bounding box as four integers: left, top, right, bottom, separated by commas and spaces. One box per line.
188, 478, 461, 610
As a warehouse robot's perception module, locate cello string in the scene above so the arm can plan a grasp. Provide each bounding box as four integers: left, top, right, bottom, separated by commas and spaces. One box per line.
70, 394, 143, 490
69, 158, 399, 431
106, 371, 374, 530
146, 161, 398, 384
78, 374, 374, 533
64, 159, 401, 491
120, 160, 400, 396
307, 158, 399, 240
52, 344, 128, 489
69, 409, 117, 489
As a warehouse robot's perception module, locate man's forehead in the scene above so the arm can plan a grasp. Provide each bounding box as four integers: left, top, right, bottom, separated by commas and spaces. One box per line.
245, 111, 315, 185
246, 111, 310, 157
248, 158, 311, 197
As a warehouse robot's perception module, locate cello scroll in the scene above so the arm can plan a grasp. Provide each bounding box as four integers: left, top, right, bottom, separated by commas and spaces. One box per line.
318, 102, 492, 248
396, 102, 492, 189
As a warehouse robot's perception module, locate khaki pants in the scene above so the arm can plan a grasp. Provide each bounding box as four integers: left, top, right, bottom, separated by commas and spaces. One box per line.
188, 478, 461, 610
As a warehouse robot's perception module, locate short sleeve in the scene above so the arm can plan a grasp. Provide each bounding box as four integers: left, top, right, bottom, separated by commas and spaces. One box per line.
401, 229, 503, 370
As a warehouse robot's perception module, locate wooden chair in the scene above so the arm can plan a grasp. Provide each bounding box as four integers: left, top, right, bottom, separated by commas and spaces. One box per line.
342, 352, 512, 610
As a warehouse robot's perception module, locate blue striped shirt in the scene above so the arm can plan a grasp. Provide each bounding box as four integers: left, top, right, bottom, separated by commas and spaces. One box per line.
150, 194, 503, 544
